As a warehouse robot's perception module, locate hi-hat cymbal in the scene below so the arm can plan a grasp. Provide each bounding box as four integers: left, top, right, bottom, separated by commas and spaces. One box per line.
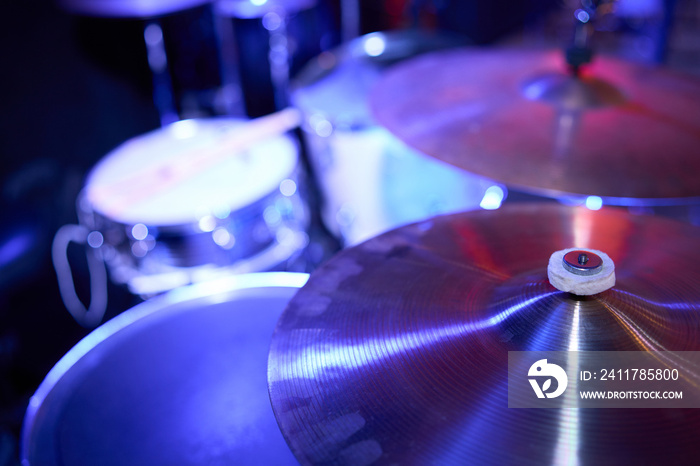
268, 204, 700, 465
370, 48, 700, 202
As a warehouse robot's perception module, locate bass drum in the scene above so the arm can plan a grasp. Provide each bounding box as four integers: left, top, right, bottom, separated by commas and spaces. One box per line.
292, 31, 505, 246
22, 272, 306, 465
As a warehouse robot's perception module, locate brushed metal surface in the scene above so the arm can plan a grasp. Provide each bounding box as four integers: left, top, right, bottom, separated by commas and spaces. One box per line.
370, 48, 700, 202
269, 204, 700, 465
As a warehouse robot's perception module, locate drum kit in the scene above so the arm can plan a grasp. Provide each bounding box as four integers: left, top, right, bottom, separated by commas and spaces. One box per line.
24, 0, 700, 464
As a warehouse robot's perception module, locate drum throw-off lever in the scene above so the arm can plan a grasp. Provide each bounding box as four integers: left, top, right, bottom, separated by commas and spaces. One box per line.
547, 248, 615, 295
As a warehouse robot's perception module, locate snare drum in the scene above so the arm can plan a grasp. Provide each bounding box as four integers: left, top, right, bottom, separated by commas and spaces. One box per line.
54, 118, 308, 323
292, 31, 505, 246
88, 118, 308, 292
22, 272, 306, 465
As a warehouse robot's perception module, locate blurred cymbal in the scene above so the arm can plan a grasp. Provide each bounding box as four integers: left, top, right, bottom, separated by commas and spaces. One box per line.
268, 203, 700, 465
370, 48, 700, 202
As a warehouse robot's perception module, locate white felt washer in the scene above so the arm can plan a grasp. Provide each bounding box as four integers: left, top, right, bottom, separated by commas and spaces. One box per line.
547, 248, 615, 295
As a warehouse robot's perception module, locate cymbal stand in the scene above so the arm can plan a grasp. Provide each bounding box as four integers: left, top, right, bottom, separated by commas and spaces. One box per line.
143, 21, 179, 126
565, 0, 601, 75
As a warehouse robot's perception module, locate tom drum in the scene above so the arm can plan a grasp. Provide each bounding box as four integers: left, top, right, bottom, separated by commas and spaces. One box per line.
22, 272, 306, 465
292, 31, 505, 245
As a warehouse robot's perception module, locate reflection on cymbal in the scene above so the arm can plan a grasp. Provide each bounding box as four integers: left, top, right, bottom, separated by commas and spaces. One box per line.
370, 48, 700, 201
269, 204, 700, 465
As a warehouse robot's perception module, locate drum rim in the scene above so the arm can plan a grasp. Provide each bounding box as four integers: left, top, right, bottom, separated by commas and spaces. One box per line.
21, 271, 309, 462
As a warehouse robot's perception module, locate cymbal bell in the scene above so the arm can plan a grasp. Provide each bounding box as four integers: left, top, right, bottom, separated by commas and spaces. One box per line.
268, 203, 700, 464
370, 48, 700, 202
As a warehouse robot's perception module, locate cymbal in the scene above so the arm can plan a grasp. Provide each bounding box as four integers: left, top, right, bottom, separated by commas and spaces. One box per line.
268, 204, 700, 465
370, 48, 700, 202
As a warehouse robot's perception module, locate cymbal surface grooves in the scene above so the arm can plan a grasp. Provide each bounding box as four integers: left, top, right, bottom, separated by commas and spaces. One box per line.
371, 49, 700, 201
269, 204, 700, 465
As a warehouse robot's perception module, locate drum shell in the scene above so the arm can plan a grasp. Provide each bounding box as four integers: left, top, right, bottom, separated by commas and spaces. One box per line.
22, 272, 307, 465
81, 188, 306, 292
78, 118, 310, 296
292, 31, 501, 246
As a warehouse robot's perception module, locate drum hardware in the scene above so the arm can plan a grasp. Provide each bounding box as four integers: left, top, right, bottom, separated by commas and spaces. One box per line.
215, 0, 319, 118
340, 0, 360, 42
289, 124, 344, 261
143, 19, 179, 125
22, 272, 306, 465
52, 224, 109, 328
548, 247, 615, 295
524, 1, 624, 125
562, 249, 603, 276
564, 0, 597, 75
53, 112, 308, 327
268, 203, 700, 464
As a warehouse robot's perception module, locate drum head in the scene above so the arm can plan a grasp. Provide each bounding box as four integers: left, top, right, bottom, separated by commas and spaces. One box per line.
22, 273, 307, 465
84, 118, 298, 226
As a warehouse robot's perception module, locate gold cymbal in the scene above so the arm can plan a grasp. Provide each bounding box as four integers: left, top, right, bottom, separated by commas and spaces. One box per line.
269, 203, 700, 464
370, 48, 700, 202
